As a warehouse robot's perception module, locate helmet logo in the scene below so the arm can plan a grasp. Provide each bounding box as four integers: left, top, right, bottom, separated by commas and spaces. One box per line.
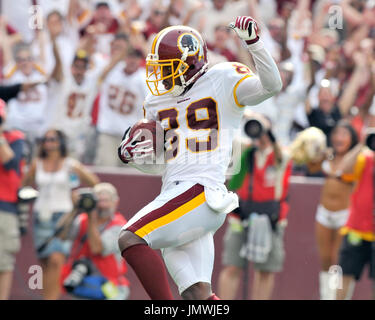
177, 33, 200, 57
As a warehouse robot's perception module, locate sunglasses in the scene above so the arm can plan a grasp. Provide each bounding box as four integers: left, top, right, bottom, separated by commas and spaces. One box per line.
153, 10, 166, 15
42, 137, 58, 143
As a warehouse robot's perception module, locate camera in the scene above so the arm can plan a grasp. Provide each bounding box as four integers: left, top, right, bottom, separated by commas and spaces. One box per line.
366, 129, 375, 151
244, 118, 264, 139
63, 258, 92, 292
76, 188, 98, 213
244, 116, 276, 143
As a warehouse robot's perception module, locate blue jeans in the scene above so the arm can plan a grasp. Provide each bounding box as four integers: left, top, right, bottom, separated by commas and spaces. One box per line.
33, 211, 72, 259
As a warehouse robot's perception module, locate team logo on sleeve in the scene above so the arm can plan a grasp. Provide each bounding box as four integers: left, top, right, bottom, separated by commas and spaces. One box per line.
177, 33, 201, 57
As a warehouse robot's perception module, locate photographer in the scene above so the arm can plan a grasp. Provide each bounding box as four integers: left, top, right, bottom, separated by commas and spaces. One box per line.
60, 183, 130, 300
0, 98, 25, 300
218, 112, 292, 300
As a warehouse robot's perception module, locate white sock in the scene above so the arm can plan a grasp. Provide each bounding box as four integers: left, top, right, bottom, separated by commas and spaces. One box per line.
319, 271, 330, 300
320, 270, 340, 300
327, 272, 337, 300
345, 280, 355, 300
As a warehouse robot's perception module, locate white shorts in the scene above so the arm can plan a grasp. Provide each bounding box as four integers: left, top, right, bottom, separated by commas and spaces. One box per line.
315, 205, 349, 230
122, 181, 228, 294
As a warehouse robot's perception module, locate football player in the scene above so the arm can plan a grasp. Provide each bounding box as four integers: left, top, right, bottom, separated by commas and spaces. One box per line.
118, 16, 282, 300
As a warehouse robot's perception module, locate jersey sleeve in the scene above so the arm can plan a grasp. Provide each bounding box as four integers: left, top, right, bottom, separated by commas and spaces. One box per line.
232, 40, 282, 108
211, 62, 255, 112
212, 42, 282, 111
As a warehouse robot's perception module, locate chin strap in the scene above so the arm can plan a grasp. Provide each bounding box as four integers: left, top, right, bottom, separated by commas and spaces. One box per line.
171, 85, 185, 97
171, 47, 209, 97
171, 63, 209, 97
171, 48, 189, 97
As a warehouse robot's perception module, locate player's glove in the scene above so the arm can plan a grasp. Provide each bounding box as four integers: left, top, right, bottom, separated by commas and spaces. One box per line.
229, 16, 260, 45
118, 126, 154, 164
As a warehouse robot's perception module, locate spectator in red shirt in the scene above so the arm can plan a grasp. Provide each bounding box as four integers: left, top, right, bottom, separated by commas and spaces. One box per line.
0, 99, 25, 300
336, 147, 375, 300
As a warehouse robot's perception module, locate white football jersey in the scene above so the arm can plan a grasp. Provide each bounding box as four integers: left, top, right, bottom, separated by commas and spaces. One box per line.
49, 71, 98, 138
144, 62, 254, 190
5, 69, 48, 136
97, 65, 147, 136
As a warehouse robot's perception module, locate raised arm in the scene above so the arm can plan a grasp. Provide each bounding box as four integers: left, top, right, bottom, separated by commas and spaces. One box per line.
182, 1, 205, 26
98, 47, 127, 84
336, 142, 366, 175
337, 51, 367, 117
312, 0, 330, 33
50, 36, 63, 82
230, 17, 282, 106
0, 17, 14, 69
340, 0, 363, 28
230, 16, 282, 106
235, 42, 282, 105
67, 0, 81, 25
362, 61, 375, 119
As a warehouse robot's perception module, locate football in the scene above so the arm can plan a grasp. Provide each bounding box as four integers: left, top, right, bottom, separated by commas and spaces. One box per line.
129, 119, 164, 156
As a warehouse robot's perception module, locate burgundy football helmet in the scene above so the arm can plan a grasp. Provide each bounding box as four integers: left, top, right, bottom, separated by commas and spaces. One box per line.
146, 26, 209, 97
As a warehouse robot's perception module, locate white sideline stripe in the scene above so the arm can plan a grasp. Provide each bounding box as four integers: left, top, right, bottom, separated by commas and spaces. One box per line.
89, 165, 325, 186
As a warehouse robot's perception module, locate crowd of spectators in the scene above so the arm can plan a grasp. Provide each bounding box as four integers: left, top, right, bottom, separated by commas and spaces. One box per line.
1, 0, 374, 166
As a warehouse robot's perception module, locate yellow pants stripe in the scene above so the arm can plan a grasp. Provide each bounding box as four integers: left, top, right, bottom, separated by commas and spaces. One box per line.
135, 192, 206, 238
